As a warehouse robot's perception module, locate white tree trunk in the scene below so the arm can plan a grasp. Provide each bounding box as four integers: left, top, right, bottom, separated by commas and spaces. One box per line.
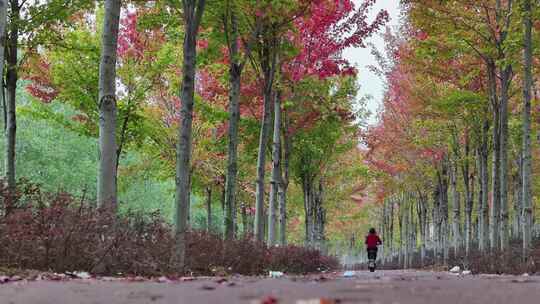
451, 161, 461, 257
499, 65, 512, 251
268, 91, 281, 245
254, 39, 277, 242
206, 187, 212, 232
479, 118, 490, 252
278, 111, 290, 246
97, 0, 121, 210
513, 156, 523, 238
488, 62, 501, 252
4, 0, 18, 215
0, 1, 7, 177
521, 0, 533, 259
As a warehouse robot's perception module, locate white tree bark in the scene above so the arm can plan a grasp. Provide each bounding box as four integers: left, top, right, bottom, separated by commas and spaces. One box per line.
451, 161, 461, 257
268, 91, 281, 245
0, 0, 4, 154
278, 110, 291, 246
521, 0, 533, 259
254, 35, 277, 242
97, 0, 121, 210
417, 191, 428, 267
488, 62, 501, 252
479, 118, 490, 252
4, 0, 18, 215
206, 187, 212, 232
513, 156, 523, 238
499, 64, 512, 251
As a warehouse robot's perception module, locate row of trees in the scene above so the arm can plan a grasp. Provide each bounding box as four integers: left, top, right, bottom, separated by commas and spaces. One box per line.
364, 0, 539, 266
2, 0, 389, 270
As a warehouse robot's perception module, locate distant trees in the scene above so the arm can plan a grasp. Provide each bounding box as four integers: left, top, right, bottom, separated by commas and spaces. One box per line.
366, 0, 540, 266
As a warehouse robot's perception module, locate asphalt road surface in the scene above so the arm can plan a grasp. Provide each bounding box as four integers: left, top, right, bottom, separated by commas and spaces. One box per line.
1, 270, 539, 304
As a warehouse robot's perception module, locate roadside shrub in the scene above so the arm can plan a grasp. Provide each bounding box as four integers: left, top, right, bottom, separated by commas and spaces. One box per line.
369, 239, 540, 275
0, 181, 338, 276
266, 245, 339, 274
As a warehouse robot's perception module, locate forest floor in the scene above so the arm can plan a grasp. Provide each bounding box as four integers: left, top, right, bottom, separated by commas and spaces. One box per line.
1, 270, 539, 304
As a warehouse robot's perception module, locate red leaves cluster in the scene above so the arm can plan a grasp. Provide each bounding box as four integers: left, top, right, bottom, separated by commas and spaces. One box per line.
24, 58, 59, 103
285, 0, 389, 81
118, 11, 165, 62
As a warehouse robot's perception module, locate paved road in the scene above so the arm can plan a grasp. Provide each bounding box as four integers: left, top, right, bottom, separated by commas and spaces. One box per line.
1, 270, 539, 304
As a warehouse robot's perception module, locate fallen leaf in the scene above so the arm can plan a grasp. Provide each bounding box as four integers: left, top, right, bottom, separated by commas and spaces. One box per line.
261, 296, 278, 304
296, 299, 341, 304
200, 285, 216, 290
510, 279, 534, 284
100, 277, 120, 282
74, 271, 92, 279
156, 276, 171, 283
127, 276, 146, 282
48, 273, 66, 281
180, 276, 196, 282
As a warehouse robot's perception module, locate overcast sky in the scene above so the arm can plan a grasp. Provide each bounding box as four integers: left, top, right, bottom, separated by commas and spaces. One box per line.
343, 0, 402, 125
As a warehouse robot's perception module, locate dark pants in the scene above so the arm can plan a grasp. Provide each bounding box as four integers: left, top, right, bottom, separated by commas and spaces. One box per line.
367, 248, 378, 260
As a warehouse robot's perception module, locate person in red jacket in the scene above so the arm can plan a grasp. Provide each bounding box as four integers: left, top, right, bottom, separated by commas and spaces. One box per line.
365, 228, 382, 261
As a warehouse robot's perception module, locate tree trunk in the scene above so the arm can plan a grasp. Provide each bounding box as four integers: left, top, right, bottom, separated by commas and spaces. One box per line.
461, 132, 472, 257
4, 0, 18, 215
390, 198, 394, 258
313, 180, 325, 251
223, 11, 242, 240
479, 117, 490, 252
174, 0, 206, 272
97, 0, 121, 210
522, 0, 533, 259
513, 155, 523, 239
403, 198, 410, 268
206, 187, 212, 232
254, 40, 277, 242
0, 0, 6, 182
417, 191, 427, 267
440, 163, 449, 265
432, 186, 440, 264
499, 64, 512, 251
278, 108, 291, 246
303, 174, 313, 246
488, 61, 501, 252
277, 173, 287, 246
0, 0, 5, 132
381, 199, 387, 261
476, 148, 483, 244
221, 180, 226, 214
241, 203, 248, 235
410, 196, 416, 268
268, 91, 281, 246
451, 160, 461, 257
398, 195, 404, 268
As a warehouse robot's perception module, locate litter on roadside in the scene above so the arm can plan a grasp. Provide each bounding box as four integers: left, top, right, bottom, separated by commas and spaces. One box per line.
269, 271, 284, 278
342, 271, 355, 277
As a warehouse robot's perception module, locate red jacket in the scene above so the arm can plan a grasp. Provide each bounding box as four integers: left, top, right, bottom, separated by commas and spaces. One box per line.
365, 234, 382, 249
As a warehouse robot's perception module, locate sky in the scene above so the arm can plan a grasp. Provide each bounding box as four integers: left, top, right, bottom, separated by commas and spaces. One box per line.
343, 0, 402, 125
